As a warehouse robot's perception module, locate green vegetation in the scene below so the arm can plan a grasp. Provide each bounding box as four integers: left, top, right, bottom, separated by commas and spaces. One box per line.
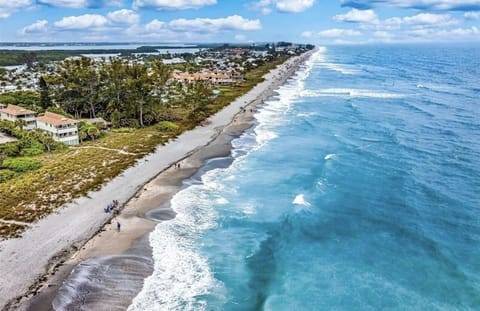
1, 157, 41, 173
0, 91, 40, 109
0, 169, 15, 182
0, 120, 64, 159
155, 121, 180, 132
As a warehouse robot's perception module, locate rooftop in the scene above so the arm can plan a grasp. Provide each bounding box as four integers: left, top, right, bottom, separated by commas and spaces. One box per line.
37, 112, 78, 126
0, 104, 36, 116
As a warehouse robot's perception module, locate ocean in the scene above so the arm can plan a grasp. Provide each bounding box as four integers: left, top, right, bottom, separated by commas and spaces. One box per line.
129, 45, 480, 310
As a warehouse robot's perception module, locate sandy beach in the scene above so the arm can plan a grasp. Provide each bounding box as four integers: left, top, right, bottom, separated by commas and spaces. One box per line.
0, 50, 313, 310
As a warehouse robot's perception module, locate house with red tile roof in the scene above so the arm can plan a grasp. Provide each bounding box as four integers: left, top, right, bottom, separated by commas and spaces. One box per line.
36, 112, 79, 145
0, 104, 37, 130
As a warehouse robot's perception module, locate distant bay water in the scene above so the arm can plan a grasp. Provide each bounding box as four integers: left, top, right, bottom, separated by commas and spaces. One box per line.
128, 45, 480, 310
0, 43, 197, 51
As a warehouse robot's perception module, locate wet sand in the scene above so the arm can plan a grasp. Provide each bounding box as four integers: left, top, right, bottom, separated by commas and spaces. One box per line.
1, 50, 314, 310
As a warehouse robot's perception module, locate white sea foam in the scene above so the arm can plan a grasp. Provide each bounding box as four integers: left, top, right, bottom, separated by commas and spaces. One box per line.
320, 63, 360, 75
242, 203, 256, 215
301, 88, 403, 99
324, 154, 336, 160
293, 194, 311, 207
250, 51, 317, 153
128, 175, 223, 311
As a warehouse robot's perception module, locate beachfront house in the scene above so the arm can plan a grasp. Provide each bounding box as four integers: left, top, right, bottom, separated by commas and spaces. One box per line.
0, 104, 37, 130
36, 112, 79, 145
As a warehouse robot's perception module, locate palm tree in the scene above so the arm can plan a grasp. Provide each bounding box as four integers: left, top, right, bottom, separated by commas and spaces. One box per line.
14, 119, 27, 131
38, 133, 55, 152
86, 125, 99, 141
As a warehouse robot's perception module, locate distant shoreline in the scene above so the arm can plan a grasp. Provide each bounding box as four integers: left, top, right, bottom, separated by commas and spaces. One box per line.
0, 50, 314, 310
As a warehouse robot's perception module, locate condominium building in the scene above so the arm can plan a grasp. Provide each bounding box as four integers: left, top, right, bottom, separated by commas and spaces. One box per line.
36, 112, 79, 145
0, 104, 37, 130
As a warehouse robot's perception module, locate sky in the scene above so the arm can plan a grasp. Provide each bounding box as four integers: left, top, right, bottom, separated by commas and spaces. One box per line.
0, 0, 479, 44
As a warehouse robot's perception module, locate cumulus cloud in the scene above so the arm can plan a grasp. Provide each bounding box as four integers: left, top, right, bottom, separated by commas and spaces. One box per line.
37, 0, 122, 9
333, 9, 379, 23
250, 0, 315, 14
54, 14, 109, 30
340, 0, 480, 11
168, 15, 261, 32
0, 0, 32, 19
317, 28, 362, 37
20, 19, 49, 34
107, 9, 140, 25
385, 13, 458, 28
276, 0, 315, 12
301, 30, 314, 37
145, 19, 166, 32
133, 0, 216, 10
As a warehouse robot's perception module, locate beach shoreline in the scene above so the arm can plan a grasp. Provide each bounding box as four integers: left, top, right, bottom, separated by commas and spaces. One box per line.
0, 50, 314, 311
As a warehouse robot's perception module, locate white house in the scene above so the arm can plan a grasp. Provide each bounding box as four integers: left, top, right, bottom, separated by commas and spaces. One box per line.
36, 112, 79, 145
0, 104, 37, 130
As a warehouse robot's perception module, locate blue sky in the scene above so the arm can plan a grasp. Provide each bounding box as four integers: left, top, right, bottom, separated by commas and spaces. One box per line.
0, 0, 479, 43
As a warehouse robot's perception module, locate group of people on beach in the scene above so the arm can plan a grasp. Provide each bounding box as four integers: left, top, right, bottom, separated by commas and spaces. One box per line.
103, 200, 122, 231
104, 200, 120, 214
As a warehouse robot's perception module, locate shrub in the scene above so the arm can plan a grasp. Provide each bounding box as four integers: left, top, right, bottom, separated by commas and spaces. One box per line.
21, 141, 45, 156
0, 169, 16, 183
1, 157, 42, 173
155, 121, 180, 132
0, 142, 21, 157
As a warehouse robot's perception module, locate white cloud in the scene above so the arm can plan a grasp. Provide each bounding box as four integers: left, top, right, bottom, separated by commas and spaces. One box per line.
464, 11, 480, 19
133, 0, 216, 10
373, 30, 392, 38
107, 9, 140, 25
54, 14, 109, 30
333, 9, 379, 23
145, 19, 166, 32
0, 0, 32, 19
168, 15, 261, 32
317, 28, 362, 37
403, 13, 456, 25
385, 13, 458, 29
20, 20, 49, 34
276, 0, 315, 12
37, 0, 122, 9
301, 30, 313, 37
250, 0, 315, 14
340, 0, 480, 11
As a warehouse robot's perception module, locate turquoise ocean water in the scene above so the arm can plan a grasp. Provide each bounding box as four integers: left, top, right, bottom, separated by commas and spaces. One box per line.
129, 45, 480, 310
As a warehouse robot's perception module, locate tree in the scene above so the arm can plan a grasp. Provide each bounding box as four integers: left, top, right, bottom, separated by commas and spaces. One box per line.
17, 52, 37, 70
78, 130, 87, 143
125, 62, 151, 127
100, 58, 127, 119
86, 125, 99, 141
38, 132, 55, 152
14, 119, 27, 131
39, 76, 51, 110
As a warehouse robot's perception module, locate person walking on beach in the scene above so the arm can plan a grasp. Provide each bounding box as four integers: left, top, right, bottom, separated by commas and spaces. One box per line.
117, 221, 121, 232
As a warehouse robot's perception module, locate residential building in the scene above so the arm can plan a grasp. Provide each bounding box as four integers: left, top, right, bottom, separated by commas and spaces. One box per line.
0, 104, 37, 130
36, 112, 79, 145
172, 69, 243, 86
